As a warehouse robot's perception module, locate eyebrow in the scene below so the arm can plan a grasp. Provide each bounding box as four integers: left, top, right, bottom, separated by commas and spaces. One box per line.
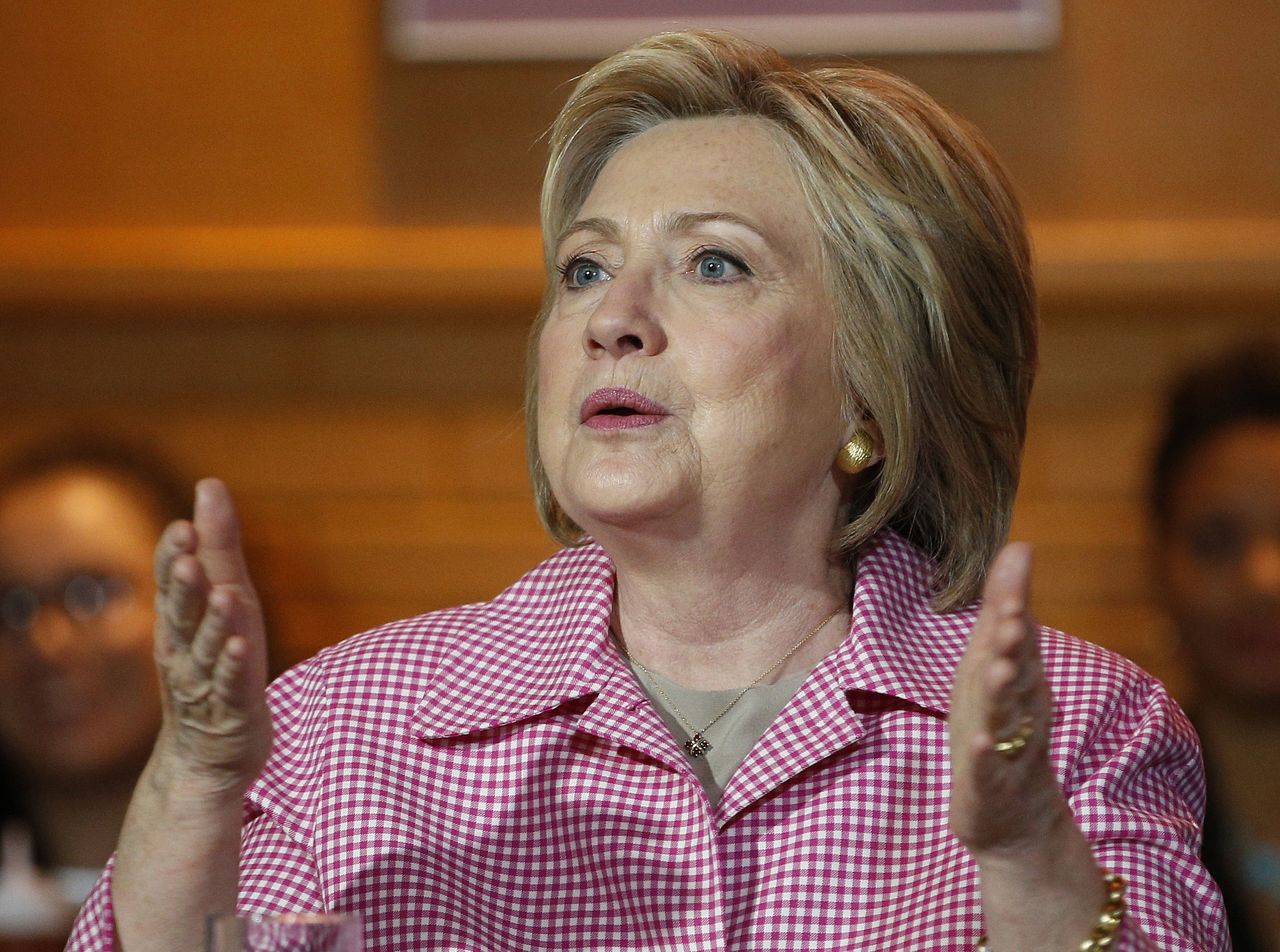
557, 216, 621, 247
555, 211, 771, 250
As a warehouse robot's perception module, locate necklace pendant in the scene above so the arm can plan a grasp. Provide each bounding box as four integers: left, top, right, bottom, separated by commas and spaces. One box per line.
684, 733, 713, 758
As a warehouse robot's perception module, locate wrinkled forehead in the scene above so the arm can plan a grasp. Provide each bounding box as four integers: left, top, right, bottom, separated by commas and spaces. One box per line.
558, 116, 821, 259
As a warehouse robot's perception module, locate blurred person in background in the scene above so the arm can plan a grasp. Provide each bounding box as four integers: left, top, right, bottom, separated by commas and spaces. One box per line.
1151, 339, 1280, 950
0, 435, 189, 936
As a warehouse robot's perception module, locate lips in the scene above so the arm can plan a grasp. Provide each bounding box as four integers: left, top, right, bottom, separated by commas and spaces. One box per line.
579, 387, 668, 430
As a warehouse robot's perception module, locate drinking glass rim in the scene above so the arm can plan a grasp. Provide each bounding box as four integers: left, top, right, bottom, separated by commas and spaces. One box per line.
212, 913, 362, 926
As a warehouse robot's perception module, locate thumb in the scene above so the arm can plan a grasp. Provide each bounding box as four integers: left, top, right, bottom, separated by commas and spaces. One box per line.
193, 478, 254, 590
981, 541, 1033, 616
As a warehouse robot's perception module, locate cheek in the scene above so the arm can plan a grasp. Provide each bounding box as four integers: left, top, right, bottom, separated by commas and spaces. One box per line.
536, 319, 585, 444
96, 634, 162, 731
99, 601, 154, 655
698, 316, 837, 417
1166, 551, 1236, 623
537, 321, 579, 403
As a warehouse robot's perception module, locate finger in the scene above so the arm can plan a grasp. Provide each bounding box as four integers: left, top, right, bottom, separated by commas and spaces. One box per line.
154, 519, 196, 598
963, 543, 1032, 672
975, 656, 1019, 741
187, 586, 238, 676
983, 630, 1043, 709
212, 634, 259, 714
951, 544, 1037, 759
981, 543, 1038, 682
155, 554, 210, 656
976, 657, 1051, 765
982, 541, 1032, 622
193, 478, 254, 590
990, 611, 1041, 695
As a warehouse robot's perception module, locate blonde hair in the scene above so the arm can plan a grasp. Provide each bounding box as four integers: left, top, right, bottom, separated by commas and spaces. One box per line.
526, 30, 1037, 611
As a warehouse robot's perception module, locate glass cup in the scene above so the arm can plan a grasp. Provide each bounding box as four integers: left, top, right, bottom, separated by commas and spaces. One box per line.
204, 913, 363, 952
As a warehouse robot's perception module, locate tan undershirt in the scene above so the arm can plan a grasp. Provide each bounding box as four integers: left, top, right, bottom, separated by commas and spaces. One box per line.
625, 662, 812, 806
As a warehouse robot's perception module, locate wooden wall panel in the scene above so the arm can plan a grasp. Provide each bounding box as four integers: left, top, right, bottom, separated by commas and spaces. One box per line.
372, 0, 1280, 224
2, 1, 1277, 228
3, 299, 1276, 694
1, 0, 1277, 704
0, 1, 377, 225
0, 315, 554, 671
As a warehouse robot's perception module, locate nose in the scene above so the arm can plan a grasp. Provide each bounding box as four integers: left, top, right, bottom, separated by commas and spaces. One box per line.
27, 609, 79, 664
582, 270, 667, 360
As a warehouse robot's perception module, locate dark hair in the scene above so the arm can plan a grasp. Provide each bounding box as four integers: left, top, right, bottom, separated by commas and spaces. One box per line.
0, 432, 190, 529
1150, 339, 1280, 529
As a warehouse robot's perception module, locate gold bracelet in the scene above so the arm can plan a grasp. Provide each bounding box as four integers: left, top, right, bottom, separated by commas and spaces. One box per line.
976, 872, 1127, 952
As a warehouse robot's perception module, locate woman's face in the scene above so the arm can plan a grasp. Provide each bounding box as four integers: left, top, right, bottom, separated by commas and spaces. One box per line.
1158, 421, 1280, 706
0, 469, 162, 782
536, 116, 848, 542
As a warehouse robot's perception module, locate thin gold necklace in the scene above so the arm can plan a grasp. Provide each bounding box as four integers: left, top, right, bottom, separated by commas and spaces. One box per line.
615, 607, 843, 758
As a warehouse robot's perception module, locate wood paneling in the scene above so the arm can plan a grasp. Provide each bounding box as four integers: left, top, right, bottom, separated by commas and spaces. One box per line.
1, 0, 1277, 701
4, 299, 1276, 690
2, 220, 1279, 314
0, 2, 377, 226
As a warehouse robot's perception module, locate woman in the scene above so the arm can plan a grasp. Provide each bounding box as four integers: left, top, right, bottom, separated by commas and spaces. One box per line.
69, 31, 1225, 951
0, 437, 188, 934
1150, 339, 1280, 950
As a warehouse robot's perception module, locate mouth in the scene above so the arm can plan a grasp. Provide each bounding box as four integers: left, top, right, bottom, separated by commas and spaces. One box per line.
579, 387, 668, 430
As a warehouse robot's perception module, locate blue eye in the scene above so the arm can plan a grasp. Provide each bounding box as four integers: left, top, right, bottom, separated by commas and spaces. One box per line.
692, 250, 747, 281
561, 258, 608, 289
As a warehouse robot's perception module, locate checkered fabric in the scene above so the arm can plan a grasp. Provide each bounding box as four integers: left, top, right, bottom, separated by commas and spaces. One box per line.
67, 530, 1227, 950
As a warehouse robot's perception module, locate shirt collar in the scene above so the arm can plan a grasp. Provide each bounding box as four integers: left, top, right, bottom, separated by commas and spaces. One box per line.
412, 543, 618, 739
828, 530, 970, 717
412, 530, 970, 739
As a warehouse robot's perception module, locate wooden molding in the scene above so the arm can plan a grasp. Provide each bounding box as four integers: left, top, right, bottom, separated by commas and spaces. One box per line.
0, 219, 1276, 316
1032, 219, 1280, 304
0, 225, 546, 317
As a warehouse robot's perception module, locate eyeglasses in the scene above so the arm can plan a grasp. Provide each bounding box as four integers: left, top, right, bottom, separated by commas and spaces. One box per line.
0, 574, 135, 635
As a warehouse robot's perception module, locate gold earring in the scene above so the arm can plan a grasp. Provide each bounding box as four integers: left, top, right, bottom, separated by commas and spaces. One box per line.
836, 432, 876, 474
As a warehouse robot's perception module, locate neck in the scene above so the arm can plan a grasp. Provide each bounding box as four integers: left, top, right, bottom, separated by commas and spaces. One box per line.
602, 518, 855, 691
19, 766, 140, 868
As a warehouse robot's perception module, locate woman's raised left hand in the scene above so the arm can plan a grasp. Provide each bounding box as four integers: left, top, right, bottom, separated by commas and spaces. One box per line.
948, 543, 1107, 948
948, 542, 1065, 853
952, 542, 1111, 952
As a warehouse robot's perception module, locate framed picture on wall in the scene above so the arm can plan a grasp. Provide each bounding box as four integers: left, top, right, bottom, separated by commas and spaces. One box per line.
386, 0, 1061, 61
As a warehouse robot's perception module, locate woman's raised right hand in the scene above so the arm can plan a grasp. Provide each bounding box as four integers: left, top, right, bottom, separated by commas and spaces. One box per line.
150, 478, 271, 797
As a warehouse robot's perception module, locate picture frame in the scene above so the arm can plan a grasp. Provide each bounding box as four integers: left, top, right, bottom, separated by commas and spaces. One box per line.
386, 0, 1061, 61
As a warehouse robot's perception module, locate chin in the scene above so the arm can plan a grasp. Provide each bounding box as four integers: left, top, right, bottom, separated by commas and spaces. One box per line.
563, 489, 689, 539
555, 466, 691, 532
570, 503, 678, 538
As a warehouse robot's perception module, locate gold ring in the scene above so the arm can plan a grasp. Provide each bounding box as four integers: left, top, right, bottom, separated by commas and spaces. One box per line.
992, 715, 1034, 757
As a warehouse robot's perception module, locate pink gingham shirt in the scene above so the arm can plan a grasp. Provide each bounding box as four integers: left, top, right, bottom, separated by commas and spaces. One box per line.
68, 530, 1227, 950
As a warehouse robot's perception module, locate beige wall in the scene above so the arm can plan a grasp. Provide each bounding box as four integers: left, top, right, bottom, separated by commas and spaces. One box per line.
1, 1, 1277, 686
